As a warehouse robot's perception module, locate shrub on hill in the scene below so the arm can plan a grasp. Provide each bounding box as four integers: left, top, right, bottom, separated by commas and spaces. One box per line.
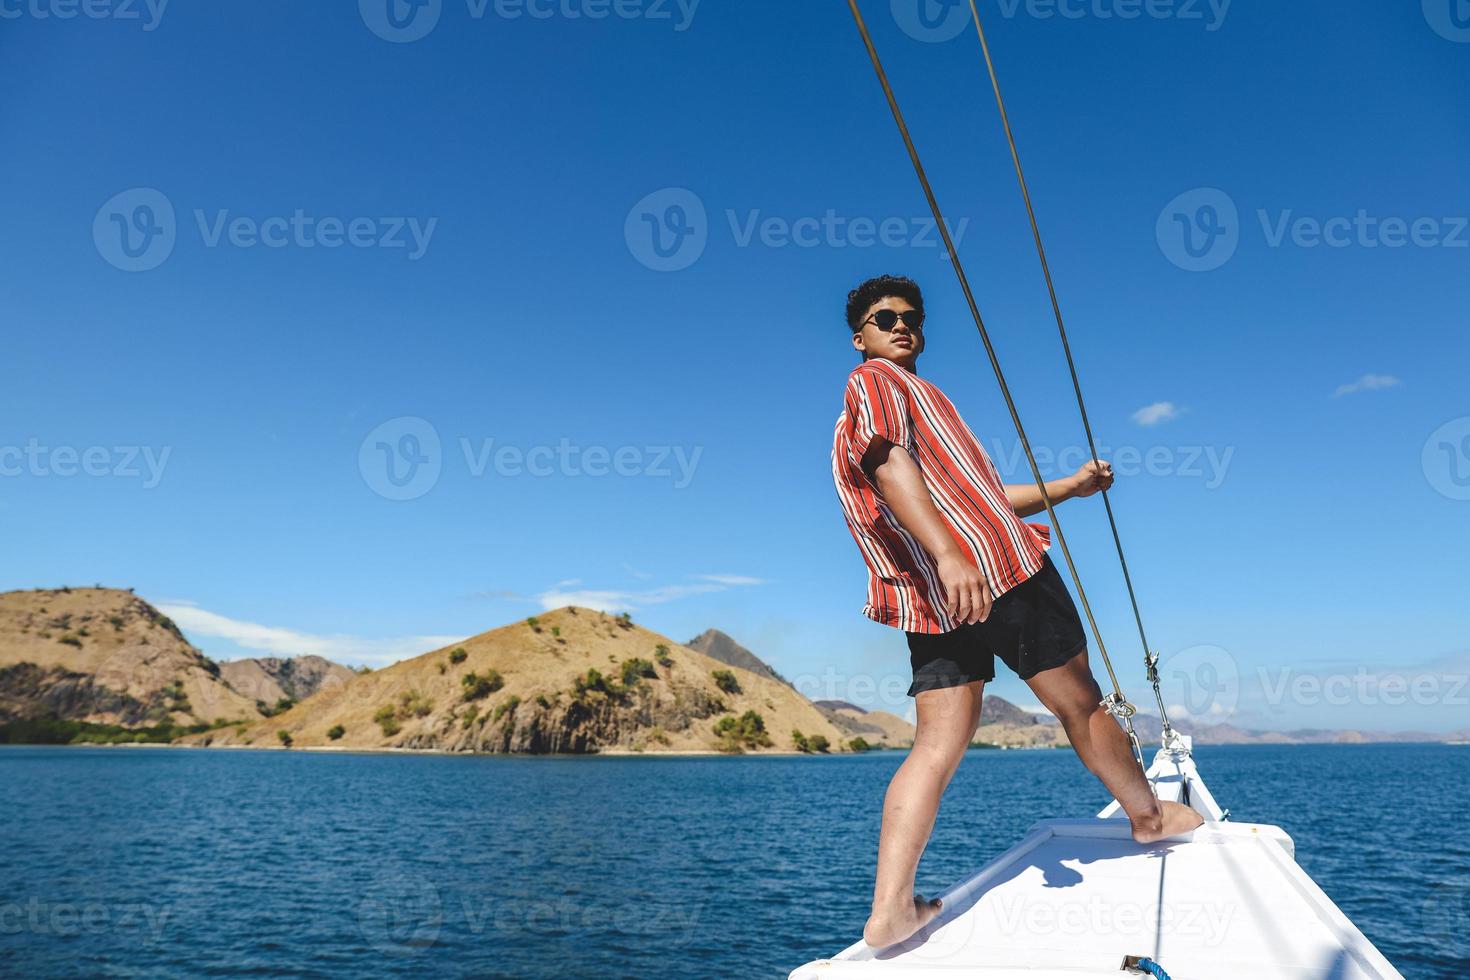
714, 710, 772, 753
620, 658, 657, 685
461, 670, 504, 702
492, 696, 521, 723
398, 690, 433, 718
373, 704, 401, 736
572, 667, 625, 701
712, 669, 741, 695
0, 718, 234, 745
258, 696, 295, 717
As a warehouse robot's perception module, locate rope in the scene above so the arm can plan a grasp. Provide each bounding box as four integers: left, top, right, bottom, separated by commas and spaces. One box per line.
843, 0, 1144, 770
1131, 957, 1173, 980
964, 0, 1179, 749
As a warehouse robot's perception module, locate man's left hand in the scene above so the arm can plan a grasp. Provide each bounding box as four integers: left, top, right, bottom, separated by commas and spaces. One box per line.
1070, 459, 1114, 498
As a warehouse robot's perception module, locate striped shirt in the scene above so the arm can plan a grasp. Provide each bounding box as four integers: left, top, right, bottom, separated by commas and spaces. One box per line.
832, 357, 1052, 634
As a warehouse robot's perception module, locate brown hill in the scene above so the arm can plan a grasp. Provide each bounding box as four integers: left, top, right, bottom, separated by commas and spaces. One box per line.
183, 608, 855, 754
966, 706, 1468, 749
814, 695, 1055, 749
981, 695, 1046, 727
814, 699, 862, 713
813, 700, 915, 748
685, 629, 790, 687
0, 587, 262, 727
217, 655, 356, 710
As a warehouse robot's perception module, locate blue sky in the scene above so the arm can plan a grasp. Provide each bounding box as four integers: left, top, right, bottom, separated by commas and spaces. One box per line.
2, 0, 1467, 732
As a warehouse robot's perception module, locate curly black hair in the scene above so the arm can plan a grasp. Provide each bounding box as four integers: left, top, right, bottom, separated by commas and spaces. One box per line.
845, 275, 924, 333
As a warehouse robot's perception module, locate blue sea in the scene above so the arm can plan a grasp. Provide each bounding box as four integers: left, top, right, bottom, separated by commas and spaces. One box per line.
2, 744, 1466, 979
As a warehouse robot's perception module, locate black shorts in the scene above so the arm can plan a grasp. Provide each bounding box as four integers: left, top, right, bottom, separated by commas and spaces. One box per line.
905, 555, 1087, 696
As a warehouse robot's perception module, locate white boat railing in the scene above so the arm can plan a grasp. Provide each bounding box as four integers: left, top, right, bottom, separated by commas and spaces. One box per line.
1096, 734, 1229, 826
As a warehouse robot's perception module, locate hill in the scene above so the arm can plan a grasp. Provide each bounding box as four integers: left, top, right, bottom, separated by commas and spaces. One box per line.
184, 608, 857, 754
813, 699, 915, 747
685, 629, 790, 687
812, 694, 1057, 749
966, 704, 1467, 749
216, 655, 356, 712
0, 587, 263, 729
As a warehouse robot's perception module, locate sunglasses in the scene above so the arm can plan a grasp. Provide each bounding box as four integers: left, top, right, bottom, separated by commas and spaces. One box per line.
862, 309, 924, 331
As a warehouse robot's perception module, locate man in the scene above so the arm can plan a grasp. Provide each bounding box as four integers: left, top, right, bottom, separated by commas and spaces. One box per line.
831, 274, 1203, 949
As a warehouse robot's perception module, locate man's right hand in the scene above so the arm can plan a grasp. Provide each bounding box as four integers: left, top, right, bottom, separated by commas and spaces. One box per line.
937, 552, 992, 624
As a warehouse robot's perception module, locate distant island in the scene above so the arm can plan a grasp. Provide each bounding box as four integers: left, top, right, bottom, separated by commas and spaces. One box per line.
0, 587, 905, 754
1, 587, 1464, 754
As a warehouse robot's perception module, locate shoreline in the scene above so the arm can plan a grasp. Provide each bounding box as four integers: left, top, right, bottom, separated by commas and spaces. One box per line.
0, 740, 1461, 759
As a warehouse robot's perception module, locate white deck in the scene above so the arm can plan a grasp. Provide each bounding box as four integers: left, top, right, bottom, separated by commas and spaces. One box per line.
790, 741, 1404, 980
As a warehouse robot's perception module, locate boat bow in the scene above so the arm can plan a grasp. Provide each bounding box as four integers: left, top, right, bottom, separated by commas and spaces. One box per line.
790, 738, 1403, 980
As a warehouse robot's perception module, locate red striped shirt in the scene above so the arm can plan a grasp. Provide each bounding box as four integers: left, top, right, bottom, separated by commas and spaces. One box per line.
832, 357, 1052, 634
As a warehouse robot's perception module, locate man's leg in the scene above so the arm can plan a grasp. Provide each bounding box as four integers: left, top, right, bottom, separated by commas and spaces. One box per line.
864, 680, 984, 948
1025, 650, 1203, 843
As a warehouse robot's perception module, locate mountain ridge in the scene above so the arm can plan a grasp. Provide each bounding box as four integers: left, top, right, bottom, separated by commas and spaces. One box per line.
685, 629, 790, 687
183, 608, 869, 754
0, 587, 263, 728
217, 655, 357, 711
4, 588, 1459, 750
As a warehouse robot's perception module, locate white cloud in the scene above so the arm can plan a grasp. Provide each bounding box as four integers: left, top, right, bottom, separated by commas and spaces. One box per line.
1131, 401, 1182, 427
1334, 373, 1400, 397
469, 589, 525, 601
694, 574, 769, 586
157, 602, 464, 668
537, 574, 765, 613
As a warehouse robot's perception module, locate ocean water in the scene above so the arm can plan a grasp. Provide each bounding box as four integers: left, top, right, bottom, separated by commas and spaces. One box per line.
1, 744, 1466, 979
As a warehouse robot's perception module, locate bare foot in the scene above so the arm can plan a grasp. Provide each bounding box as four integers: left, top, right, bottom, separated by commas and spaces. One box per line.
1131, 800, 1204, 844
863, 894, 943, 948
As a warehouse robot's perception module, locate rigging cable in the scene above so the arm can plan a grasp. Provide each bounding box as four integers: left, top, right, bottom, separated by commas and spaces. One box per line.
843, 0, 1146, 769
964, 0, 1180, 751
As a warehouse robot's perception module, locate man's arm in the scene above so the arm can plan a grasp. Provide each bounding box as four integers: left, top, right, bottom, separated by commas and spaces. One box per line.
1004, 460, 1114, 518
862, 440, 992, 624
